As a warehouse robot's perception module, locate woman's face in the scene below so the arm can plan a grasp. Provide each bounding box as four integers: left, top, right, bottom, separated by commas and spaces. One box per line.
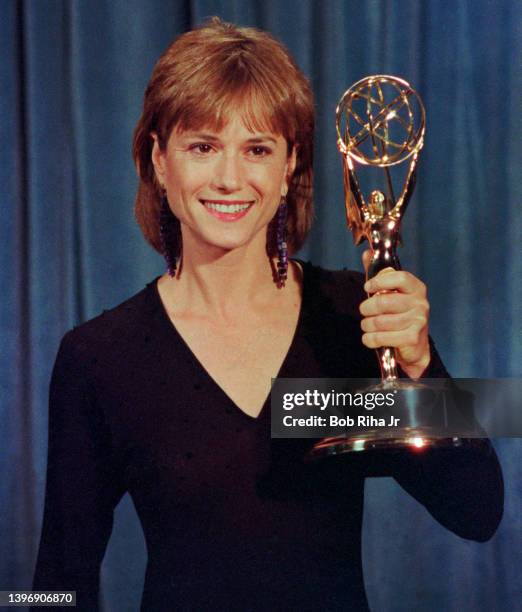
152, 111, 295, 256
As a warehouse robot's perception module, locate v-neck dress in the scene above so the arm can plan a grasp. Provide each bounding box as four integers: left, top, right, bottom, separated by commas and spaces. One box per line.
32, 262, 503, 611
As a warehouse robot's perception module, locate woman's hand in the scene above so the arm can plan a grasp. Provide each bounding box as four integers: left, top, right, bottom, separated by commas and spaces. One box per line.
359, 251, 431, 380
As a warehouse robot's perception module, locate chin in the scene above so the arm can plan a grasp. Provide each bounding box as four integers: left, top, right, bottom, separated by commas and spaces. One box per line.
206, 237, 255, 254
181, 217, 269, 256
198, 225, 266, 252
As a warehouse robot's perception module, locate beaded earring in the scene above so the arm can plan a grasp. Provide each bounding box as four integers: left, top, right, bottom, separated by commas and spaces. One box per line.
276, 197, 288, 286
159, 193, 178, 277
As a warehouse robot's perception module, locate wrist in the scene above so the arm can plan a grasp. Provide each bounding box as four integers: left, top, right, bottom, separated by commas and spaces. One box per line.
398, 353, 431, 380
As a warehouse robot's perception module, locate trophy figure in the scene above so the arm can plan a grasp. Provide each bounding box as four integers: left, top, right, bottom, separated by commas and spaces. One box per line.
340, 75, 424, 383
310, 75, 459, 457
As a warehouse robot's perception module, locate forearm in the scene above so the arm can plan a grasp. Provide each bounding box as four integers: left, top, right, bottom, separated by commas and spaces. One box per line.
390, 441, 504, 541
374, 341, 503, 541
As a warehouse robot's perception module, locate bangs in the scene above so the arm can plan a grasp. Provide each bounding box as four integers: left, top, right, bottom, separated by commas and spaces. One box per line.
160, 51, 296, 146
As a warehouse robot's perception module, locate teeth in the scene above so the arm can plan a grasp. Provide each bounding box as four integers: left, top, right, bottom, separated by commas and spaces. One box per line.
203, 202, 251, 213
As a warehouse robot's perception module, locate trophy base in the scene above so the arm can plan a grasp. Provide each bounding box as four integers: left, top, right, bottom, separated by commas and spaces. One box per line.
307, 432, 479, 460
306, 379, 480, 460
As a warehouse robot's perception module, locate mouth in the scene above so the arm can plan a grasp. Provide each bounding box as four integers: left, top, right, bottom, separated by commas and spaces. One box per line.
200, 199, 254, 221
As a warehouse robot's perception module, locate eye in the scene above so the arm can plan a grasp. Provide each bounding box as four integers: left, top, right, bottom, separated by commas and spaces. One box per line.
188, 143, 215, 155
247, 145, 272, 157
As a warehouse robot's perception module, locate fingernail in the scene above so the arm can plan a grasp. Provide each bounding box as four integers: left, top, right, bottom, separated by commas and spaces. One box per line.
364, 281, 373, 292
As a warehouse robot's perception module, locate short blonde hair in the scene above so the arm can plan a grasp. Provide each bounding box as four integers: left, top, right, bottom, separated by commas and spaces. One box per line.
132, 17, 314, 256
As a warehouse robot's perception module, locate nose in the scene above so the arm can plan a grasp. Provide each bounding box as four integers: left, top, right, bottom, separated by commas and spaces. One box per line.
211, 151, 243, 192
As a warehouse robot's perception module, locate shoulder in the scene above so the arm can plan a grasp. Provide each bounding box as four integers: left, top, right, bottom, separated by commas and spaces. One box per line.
58, 279, 160, 366
298, 260, 366, 318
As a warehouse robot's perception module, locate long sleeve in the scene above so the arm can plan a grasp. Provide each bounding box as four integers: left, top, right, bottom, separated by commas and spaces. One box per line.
32, 332, 126, 611
388, 440, 503, 542
367, 343, 504, 542
303, 262, 504, 543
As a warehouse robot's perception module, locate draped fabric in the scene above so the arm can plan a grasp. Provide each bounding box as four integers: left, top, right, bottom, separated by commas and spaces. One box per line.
1, 1, 519, 610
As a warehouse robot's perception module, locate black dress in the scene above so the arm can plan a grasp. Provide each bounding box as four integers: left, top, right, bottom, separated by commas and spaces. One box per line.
32, 262, 503, 611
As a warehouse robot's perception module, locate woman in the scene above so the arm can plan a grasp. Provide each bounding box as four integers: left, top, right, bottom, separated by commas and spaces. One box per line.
33, 18, 503, 611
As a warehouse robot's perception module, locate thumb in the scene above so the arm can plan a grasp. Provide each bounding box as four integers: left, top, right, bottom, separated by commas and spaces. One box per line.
361, 249, 395, 280
361, 249, 372, 274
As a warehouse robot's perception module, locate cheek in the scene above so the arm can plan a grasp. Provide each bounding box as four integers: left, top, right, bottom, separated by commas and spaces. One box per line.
247, 164, 286, 197
167, 159, 207, 195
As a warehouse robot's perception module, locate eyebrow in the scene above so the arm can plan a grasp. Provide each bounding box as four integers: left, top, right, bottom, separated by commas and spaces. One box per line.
183, 132, 278, 145
184, 133, 220, 142
246, 136, 278, 145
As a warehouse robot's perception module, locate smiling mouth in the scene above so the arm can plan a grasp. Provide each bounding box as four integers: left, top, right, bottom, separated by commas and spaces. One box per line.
200, 199, 254, 220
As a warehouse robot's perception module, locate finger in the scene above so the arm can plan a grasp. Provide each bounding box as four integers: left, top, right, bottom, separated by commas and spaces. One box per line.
361, 325, 424, 349
361, 310, 417, 333
364, 270, 426, 296
360, 292, 414, 317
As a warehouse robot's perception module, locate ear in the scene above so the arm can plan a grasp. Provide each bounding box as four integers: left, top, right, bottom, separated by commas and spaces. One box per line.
151, 133, 167, 186
281, 146, 297, 197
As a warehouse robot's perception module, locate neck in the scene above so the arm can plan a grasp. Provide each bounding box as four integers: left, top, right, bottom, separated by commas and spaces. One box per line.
160, 231, 282, 319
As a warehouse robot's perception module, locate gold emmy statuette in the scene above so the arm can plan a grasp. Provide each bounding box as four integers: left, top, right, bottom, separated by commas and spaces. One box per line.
310, 75, 463, 457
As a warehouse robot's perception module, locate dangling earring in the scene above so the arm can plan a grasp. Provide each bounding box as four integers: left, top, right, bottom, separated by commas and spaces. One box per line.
159, 192, 178, 277
276, 196, 288, 287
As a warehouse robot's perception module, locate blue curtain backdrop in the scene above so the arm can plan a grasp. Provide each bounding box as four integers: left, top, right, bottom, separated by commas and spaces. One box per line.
1, 0, 520, 610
